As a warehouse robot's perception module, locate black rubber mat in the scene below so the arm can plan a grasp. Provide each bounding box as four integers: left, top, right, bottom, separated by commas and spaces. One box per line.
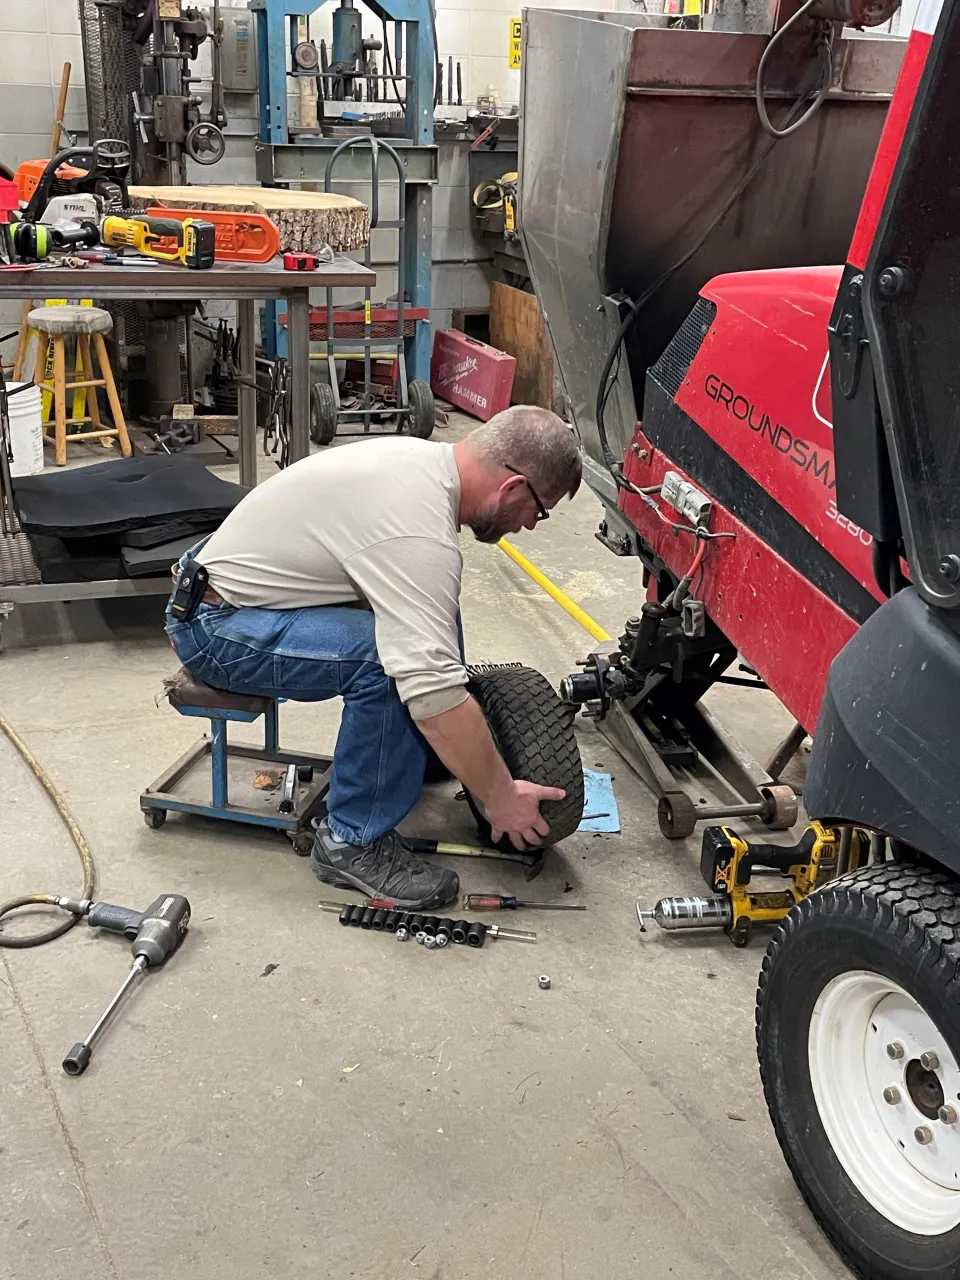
29, 535, 125, 584
123, 518, 213, 549
14, 456, 247, 538
121, 535, 197, 578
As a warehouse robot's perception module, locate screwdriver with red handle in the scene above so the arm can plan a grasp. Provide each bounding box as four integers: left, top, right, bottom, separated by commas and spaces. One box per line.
463, 894, 586, 911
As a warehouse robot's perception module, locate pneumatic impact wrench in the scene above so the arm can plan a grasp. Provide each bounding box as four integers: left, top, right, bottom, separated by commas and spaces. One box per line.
56, 893, 191, 1076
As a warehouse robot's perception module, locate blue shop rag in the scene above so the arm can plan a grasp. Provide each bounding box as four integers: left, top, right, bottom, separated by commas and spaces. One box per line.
577, 769, 620, 833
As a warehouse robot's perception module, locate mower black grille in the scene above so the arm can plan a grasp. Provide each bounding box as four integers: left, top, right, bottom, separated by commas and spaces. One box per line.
650, 298, 717, 398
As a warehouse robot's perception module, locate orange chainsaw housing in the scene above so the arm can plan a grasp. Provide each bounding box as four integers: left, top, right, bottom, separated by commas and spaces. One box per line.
145, 207, 280, 263
15, 158, 86, 204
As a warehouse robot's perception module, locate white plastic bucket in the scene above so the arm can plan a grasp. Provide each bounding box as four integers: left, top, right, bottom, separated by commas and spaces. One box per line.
6, 382, 44, 476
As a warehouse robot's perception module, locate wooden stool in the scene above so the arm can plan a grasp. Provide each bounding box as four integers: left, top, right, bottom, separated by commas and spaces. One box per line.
25, 305, 132, 467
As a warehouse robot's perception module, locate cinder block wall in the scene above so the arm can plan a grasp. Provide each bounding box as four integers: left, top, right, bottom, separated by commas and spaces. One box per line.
0, 0, 88, 335
0, 2, 494, 346
7, 0, 913, 351
0, 0, 625, 354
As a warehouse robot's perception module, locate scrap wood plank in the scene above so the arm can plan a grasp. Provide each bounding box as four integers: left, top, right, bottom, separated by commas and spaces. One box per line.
490, 281, 557, 411
128, 184, 370, 254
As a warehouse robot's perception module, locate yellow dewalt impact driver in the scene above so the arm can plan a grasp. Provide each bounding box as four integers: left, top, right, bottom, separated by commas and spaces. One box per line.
100, 214, 216, 268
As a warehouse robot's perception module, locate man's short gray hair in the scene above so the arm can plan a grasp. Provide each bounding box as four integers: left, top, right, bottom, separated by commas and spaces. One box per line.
466, 405, 582, 503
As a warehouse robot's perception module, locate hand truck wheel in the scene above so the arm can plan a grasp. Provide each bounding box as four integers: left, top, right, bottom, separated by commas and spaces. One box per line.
406, 380, 435, 439
310, 381, 338, 446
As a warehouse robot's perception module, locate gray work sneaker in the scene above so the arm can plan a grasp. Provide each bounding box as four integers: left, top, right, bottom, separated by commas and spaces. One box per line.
311, 819, 459, 910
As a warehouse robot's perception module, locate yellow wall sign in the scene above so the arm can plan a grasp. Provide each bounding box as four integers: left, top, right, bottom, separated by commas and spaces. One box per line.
508, 18, 522, 70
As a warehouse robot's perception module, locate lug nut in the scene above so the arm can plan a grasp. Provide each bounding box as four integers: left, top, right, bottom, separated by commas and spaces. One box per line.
915, 1126, 934, 1146
435, 933, 448, 948
415, 931, 426, 945
886, 1042, 905, 1060
920, 1050, 941, 1072
939, 1105, 958, 1125
395, 926, 409, 942
883, 1086, 902, 1105
539, 974, 551, 989
423, 934, 437, 949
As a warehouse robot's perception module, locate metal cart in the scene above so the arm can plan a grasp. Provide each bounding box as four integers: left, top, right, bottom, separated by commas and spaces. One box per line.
310, 135, 435, 446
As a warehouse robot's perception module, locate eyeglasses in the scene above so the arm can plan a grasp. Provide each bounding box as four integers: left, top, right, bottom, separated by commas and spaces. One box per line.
504, 464, 549, 522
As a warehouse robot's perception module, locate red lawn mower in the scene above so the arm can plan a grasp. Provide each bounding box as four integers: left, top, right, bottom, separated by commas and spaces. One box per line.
523, 0, 960, 1272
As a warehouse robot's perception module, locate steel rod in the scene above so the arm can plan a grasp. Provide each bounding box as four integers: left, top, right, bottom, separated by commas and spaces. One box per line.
237, 298, 257, 487
78, 956, 146, 1054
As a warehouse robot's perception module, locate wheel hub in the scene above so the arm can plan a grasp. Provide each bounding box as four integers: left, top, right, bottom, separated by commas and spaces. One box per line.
864, 989, 960, 1194
905, 1057, 946, 1120
809, 970, 960, 1234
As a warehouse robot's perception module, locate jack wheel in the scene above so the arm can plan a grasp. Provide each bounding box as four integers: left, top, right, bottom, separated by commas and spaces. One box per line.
757, 863, 960, 1278
310, 381, 338, 446
761, 784, 799, 831
658, 792, 697, 840
142, 808, 167, 829
406, 380, 435, 439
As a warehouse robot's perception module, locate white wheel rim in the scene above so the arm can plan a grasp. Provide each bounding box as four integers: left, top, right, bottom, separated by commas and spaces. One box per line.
809, 970, 960, 1235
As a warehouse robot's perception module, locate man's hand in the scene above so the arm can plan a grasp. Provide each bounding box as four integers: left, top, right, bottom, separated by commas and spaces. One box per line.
485, 778, 567, 850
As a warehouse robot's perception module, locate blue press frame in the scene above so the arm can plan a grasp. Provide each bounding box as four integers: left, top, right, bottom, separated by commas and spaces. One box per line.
251, 0, 434, 380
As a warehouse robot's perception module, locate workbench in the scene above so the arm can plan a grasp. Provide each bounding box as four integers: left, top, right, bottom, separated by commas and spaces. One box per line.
0, 254, 375, 614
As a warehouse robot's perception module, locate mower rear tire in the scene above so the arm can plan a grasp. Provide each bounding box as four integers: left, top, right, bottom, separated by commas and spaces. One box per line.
757, 862, 960, 1280
465, 665, 584, 851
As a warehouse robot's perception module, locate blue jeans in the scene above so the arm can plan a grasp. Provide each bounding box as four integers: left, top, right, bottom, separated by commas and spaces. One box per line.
165, 548, 446, 845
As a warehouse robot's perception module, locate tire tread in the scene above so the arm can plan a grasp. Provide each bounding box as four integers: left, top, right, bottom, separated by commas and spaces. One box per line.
466, 665, 584, 845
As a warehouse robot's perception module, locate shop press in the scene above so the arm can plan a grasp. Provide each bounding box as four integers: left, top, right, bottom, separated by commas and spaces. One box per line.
253, 0, 437, 437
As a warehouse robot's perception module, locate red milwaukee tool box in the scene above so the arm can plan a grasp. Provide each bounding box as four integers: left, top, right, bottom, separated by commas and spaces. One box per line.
430, 329, 516, 422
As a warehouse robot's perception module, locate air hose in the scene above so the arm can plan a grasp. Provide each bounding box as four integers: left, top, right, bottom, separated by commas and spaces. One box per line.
0, 709, 97, 948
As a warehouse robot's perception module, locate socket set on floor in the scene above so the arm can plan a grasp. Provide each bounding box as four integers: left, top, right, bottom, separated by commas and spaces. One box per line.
318, 900, 535, 947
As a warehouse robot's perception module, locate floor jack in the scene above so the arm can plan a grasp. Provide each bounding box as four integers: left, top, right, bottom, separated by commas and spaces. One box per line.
637, 823, 867, 946
563, 631, 803, 846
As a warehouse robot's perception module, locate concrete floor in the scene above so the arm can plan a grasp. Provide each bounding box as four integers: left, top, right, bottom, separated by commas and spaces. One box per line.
0, 416, 849, 1280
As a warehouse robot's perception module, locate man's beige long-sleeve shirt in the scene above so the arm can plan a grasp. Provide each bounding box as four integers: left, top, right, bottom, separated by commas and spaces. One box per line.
196, 437, 468, 721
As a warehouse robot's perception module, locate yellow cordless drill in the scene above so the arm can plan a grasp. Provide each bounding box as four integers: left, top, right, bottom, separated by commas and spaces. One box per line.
100, 214, 215, 268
